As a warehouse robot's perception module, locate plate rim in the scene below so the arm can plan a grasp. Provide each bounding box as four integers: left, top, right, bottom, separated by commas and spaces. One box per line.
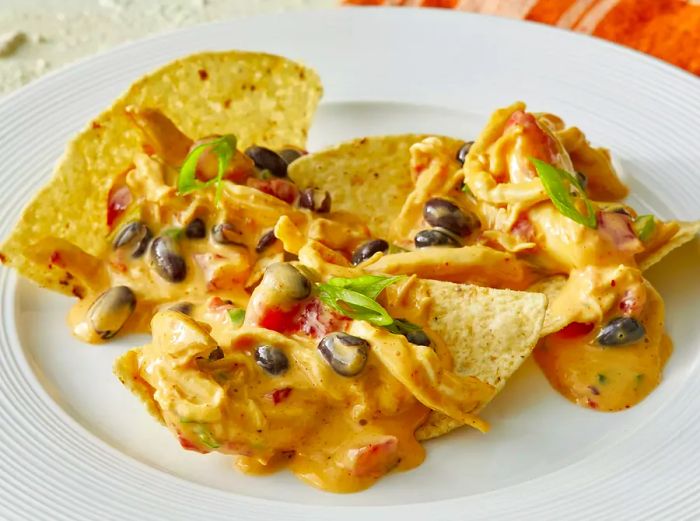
1, 7, 699, 520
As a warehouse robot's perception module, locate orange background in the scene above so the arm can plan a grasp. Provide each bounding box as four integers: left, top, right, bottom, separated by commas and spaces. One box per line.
344, 0, 700, 75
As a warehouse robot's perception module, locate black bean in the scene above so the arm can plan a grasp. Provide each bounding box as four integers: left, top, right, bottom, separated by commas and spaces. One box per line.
390, 319, 431, 347
169, 301, 193, 315
414, 228, 462, 248
318, 332, 369, 377
575, 171, 588, 190
88, 286, 136, 340
262, 263, 311, 300
278, 148, 305, 164
255, 229, 277, 254
351, 239, 389, 265
185, 218, 206, 239
211, 223, 244, 245
299, 188, 331, 213
113, 221, 152, 258
596, 317, 645, 347
254, 345, 289, 375
423, 198, 479, 236
245, 146, 288, 178
456, 141, 474, 165
208, 346, 224, 361
150, 236, 187, 282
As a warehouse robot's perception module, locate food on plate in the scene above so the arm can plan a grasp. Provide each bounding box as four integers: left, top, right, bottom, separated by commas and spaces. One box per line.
1, 51, 697, 493
0, 50, 323, 300
115, 269, 545, 491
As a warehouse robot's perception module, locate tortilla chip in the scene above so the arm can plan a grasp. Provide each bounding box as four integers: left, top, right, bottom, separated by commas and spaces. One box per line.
288, 135, 463, 239
113, 349, 164, 424
528, 275, 568, 336
638, 221, 700, 271
0, 51, 322, 295
364, 245, 538, 290
381, 278, 547, 440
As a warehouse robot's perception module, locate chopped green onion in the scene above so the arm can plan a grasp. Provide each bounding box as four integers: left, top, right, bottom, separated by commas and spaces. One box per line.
177, 134, 237, 205
162, 227, 184, 240
316, 275, 404, 327
461, 182, 474, 198
530, 158, 597, 229
633, 214, 656, 242
227, 308, 245, 327
325, 274, 405, 299
194, 425, 220, 449
597, 373, 608, 385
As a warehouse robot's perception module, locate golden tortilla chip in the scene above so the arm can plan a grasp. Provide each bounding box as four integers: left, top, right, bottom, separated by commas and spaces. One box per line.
113, 349, 164, 424
638, 221, 700, 271
288, 134, 463, 239
0, 51, 322, 295
381, 278, 547, 440
364, 245, 538, 290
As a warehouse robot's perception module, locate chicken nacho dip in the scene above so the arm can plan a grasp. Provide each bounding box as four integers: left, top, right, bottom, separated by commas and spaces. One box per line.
1, 51, 698, 493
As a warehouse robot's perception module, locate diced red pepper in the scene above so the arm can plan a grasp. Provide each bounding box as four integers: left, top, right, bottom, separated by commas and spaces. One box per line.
555, 322, 594, 339
258, 306, 299, 333
247, 178, 298, 204
268, 387, 292, 405
177, 434, 207, 453
347, 436, 400, 478
107, 185, 132, 229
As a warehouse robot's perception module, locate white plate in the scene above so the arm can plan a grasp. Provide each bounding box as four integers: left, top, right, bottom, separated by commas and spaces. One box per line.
1, 7, 699, 520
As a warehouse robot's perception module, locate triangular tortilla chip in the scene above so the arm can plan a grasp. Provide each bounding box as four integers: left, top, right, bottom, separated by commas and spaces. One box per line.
288, 134, 464, 239
638, 221, 700, 271
381, 278, 547, 440
0, 51, 322, 295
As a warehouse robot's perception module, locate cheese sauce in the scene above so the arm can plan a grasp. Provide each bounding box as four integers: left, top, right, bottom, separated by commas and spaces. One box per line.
465, 106, 675, 412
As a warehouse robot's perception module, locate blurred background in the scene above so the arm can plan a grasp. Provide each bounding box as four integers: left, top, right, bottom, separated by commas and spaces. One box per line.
1, 0, 697, 97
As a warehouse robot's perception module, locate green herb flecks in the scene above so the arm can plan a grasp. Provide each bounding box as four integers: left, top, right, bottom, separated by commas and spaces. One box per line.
597, 373, 608, 385
316, 275, 405, 327
633, 214, 656, 242
530, 158, 597, 229
177, 134, 237, 205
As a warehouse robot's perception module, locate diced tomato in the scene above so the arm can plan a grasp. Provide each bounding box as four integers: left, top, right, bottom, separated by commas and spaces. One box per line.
619, 291, 640, 315
511, 214, 535, 242
504, 110, 559, 179
555, 322, 594, 339
267, 387, 292, 405
106, 185, 132, 228
258, 305, 299, 333
247, 178, 298, 204
346, 436, 400, 478
177, 434, 207, 453
292, 298, 348, 338
597, 212, 643, 254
